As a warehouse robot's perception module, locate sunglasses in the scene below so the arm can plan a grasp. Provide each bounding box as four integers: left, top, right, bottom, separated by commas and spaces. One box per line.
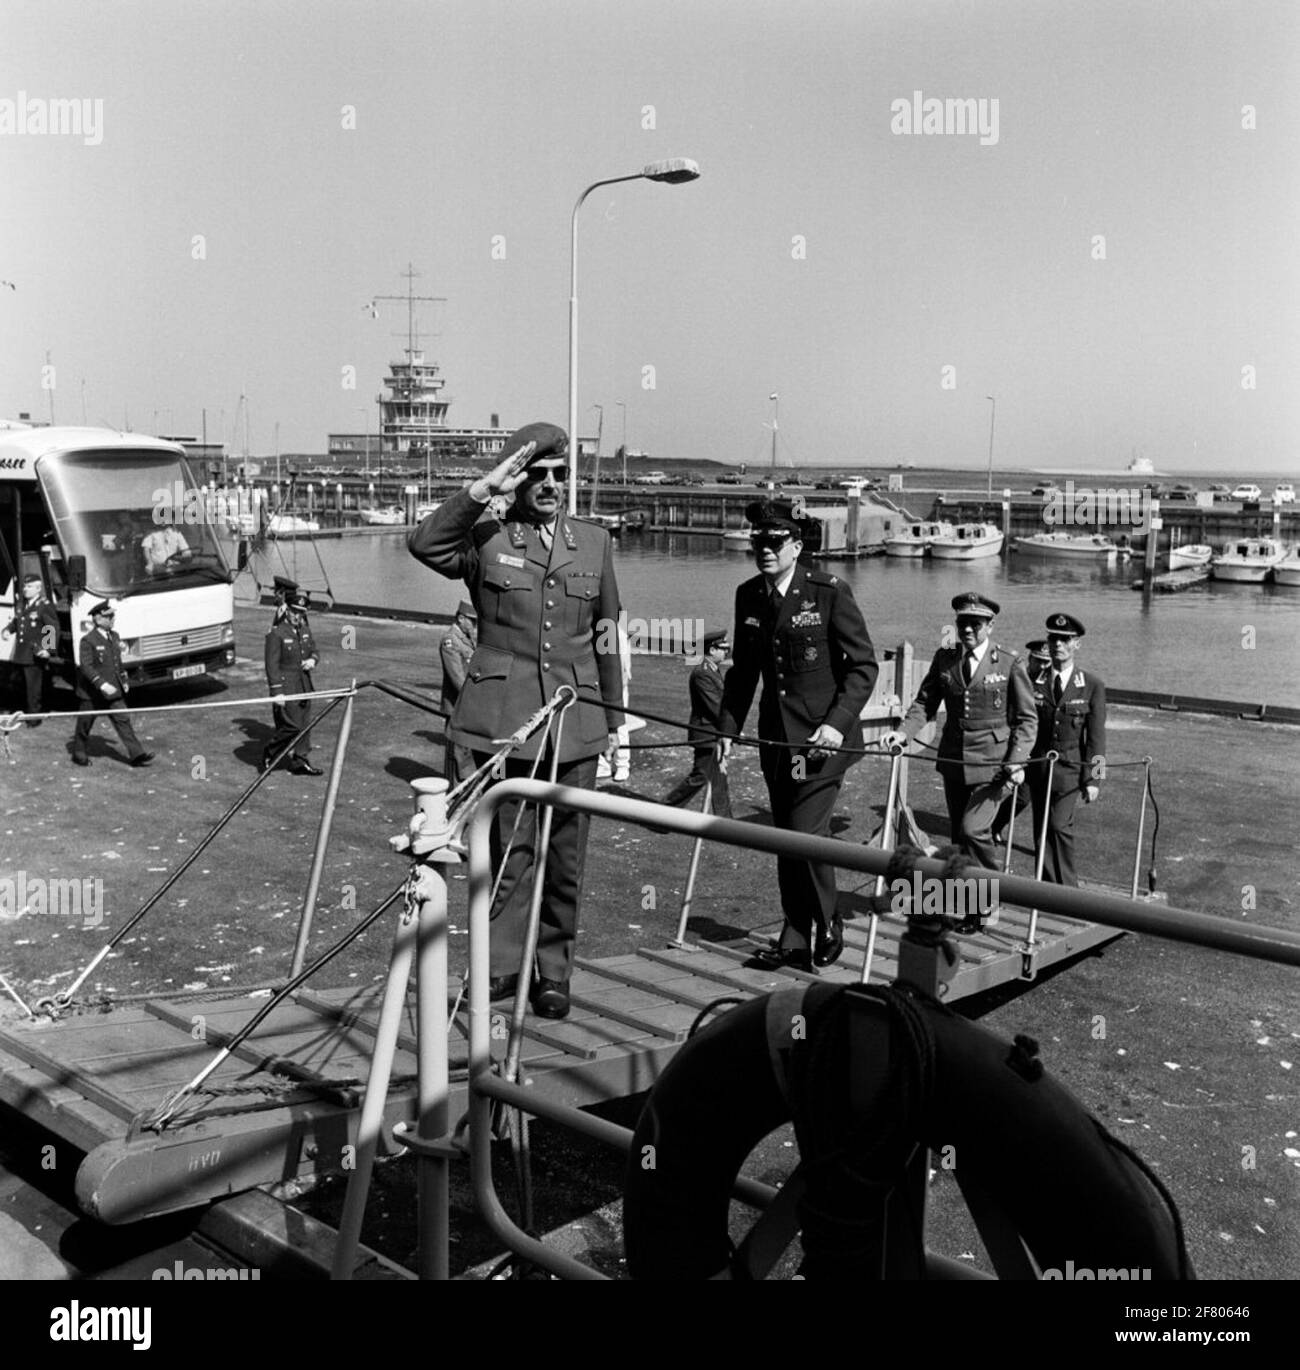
749, 531, 794, 550
522, 465, 569, 483
955, 615, 989, 629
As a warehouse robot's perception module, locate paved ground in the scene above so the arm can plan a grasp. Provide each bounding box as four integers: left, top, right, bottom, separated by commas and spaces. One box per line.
0, 602, 1296, 1279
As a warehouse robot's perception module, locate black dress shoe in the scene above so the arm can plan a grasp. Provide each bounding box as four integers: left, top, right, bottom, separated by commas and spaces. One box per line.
813, 915, 845, 968
488, 973, 520, 1001
72, 753, 90, 767
130, 752, 155, 768
531, 978, 571, 1020
748, 944, 814, 974
289, 759, 323, 776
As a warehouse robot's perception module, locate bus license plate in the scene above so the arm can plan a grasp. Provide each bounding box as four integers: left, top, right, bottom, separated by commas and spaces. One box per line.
172, 664, 206, 680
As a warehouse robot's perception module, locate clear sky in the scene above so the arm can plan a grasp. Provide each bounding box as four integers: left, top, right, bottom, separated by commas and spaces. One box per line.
2, 0, 1297, 473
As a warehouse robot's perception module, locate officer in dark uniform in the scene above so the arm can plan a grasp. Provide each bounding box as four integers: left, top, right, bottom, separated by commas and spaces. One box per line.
3, 574, 59, 724
262, 576, 323, 775
661, 629, 732, 819
408, 422, 623, 1020
888, 592, 1036, 870
1029, 612, 1106, 886
71, 601, 154, 767
717, 501, 878, 971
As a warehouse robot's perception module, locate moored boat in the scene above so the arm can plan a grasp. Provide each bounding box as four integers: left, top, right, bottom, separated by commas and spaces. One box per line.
415, 501, 441, 521
358, 504, 407, 526
884, 520, 955, 558
267, 513, 321, 537
1167, 543, 1213, 571
1273, 546, 1300, 586
1012, 531, 1120, 559
723, 522, 753, 548
1210, 538, 1285, 583
928, 522, 1004, 560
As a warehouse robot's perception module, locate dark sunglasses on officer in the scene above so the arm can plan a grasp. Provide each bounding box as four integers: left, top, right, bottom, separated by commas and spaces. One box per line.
749, 528, 796, 551
522, 463, 569, 483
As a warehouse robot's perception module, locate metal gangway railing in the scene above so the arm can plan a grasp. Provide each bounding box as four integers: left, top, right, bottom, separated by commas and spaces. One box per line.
330, 774, 1300, 1281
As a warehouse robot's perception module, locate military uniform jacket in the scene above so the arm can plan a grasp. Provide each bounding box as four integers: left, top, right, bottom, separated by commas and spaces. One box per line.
77, 627, 130, 700
6, 601, 59, 665
685, 657, 726, 746
439, 620, 476, 713
265, 616, 318, 696
1031, 664, 1107, 793
902, 643, 1037, 785
718, 563, 878, 751
409, 488, 624, 763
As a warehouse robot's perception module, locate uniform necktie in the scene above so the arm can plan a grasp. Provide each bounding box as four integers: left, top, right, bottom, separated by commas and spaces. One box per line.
1052, 672, 1064, 704
962, 651, 976, 685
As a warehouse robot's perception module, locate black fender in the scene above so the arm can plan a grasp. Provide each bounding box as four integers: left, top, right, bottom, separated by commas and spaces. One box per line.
624, 983, 1192, 1281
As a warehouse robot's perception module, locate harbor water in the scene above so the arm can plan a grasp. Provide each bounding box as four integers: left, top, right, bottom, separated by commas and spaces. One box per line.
252, 528, 1300, 708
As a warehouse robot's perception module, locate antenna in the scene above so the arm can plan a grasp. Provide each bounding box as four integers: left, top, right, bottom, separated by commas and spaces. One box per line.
367, 263, 446, 359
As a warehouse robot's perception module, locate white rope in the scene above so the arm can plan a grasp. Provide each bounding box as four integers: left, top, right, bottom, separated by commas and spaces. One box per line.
3, 686, 353, 725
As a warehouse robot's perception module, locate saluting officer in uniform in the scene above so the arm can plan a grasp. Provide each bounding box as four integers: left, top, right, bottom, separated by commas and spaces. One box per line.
3, 574, 60, 724
717, 502, 878, 971
661, 629, 733, 819
409, 422, 623, 1020
888, 592, 1036, 870
262, 576, 323, 775
71, 601, 154, 767
1029, 612, 1106, 886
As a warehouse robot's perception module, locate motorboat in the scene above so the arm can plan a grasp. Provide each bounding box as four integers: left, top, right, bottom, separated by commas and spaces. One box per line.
1012, 532, 1122, 559
928, 522, 1004, 560
1211, 538, 1286, 583
884, 520, 955, 558
1167, 543, 1213, 571
1272, 546, 1300, 586
266, 513, 320, 538
358, 505, 407, 526
723, 522, 753, 548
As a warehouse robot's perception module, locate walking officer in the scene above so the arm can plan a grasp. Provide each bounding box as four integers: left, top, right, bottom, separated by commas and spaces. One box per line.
886, 592, 1036, 870
262, 576, 322, 775
3, 574, 59, 724
661, 629, 733, 819
717, 501, 878, 971
71, 601, 154, 767
1029, 612, 1107, 886
408, 422, 623, 1020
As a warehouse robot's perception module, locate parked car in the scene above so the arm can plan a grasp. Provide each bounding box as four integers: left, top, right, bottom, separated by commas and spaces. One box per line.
717, 473, 744, 485
1273, 483, 1295, 504
1030, 484, 1058, 497
1163, 485, 1198, 502
1230, 483, 1263, 502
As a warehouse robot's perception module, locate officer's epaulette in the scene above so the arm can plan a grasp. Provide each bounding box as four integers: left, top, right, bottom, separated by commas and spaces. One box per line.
803, 568, 840, 587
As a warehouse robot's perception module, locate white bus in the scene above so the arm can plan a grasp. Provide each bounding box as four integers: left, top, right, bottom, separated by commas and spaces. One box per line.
0, 427, 236, 689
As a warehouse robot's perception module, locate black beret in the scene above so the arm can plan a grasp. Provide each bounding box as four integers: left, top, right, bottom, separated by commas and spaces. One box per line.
1045, 612, 1085, 637
951, 591, 1000, 619
502, 422, 568, 468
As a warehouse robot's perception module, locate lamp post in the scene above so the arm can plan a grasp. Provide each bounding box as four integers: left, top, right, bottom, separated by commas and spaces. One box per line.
567, 158, 701, 515
985, 395, 996, 499
769, 392, 779, 473
616, 400, 627, 485
589, 403, 604, 513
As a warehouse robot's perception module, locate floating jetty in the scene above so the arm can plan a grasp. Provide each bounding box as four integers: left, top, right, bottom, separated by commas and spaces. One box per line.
1131, 565, 1212, 592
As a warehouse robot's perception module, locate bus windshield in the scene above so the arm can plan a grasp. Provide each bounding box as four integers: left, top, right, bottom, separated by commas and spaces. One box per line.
37, 448, 231, 595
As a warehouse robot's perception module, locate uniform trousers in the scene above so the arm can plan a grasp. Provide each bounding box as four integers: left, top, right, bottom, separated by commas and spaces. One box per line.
939, 769, 1011, 871
662, 745, 732, 819
19, 663, 51, 715
473, 750, 598, 982
1029, 778, 1082, 887
73, 698, 146, 761
265, 698, 313, 763
758, 742, 849, 944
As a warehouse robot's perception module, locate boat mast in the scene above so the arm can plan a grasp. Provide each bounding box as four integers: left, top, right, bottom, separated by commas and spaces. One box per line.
769, 392, 779, 474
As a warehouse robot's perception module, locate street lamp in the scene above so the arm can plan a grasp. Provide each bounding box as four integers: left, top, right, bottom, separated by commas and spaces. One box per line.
985, 395, 996, 499
769, 392, 779, 473
567, 158, 701, 514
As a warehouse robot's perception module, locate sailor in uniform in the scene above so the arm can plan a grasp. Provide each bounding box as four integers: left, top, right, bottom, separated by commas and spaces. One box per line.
717, 501, 879, 971
408, 423, 623, 1020
1029, 612, 1106, 886
262, 577, 323, 775
887, 592, 1037, 870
